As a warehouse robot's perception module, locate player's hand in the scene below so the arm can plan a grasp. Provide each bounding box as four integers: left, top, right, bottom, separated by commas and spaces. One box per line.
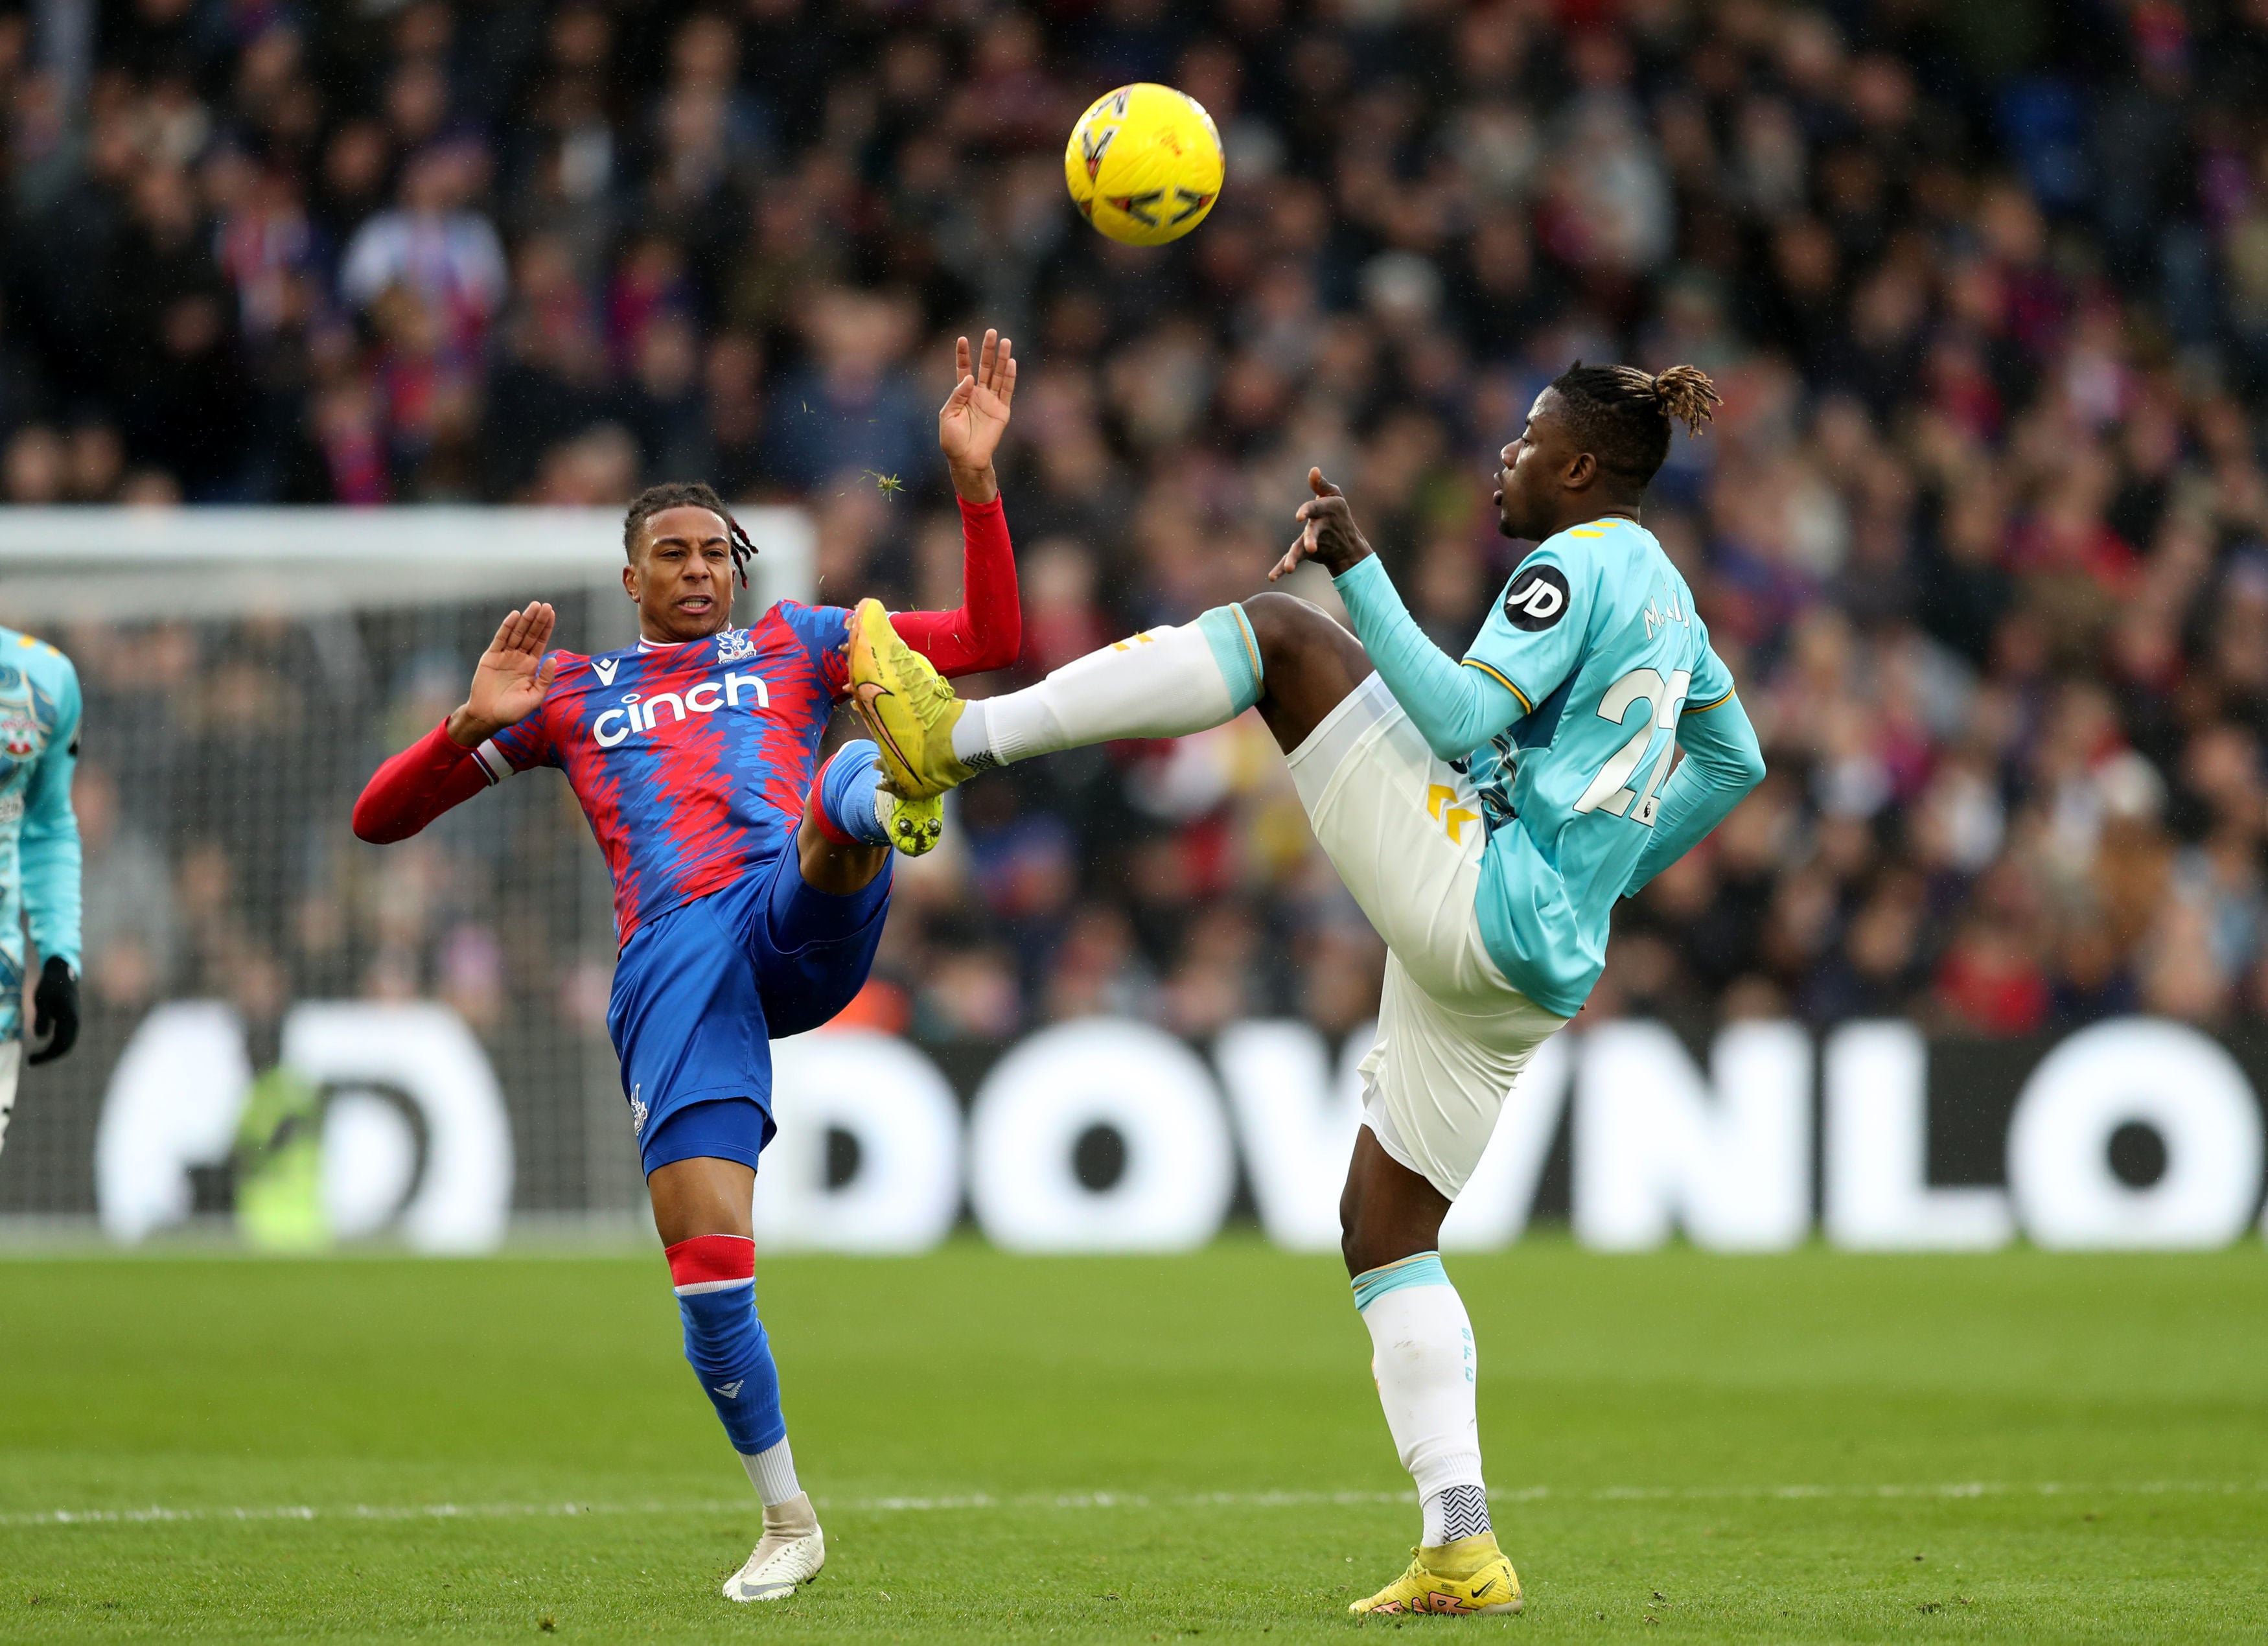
1271, 468, 1374, 581
450, 601, 559, 746
27, 955, 78, 1065
938, 329, 1015, 504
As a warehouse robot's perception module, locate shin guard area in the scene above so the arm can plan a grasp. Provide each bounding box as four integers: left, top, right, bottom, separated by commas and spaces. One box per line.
1353, 1251, 1490, 1546
984, 618, 1247, 764
667, 1234, 786, 1455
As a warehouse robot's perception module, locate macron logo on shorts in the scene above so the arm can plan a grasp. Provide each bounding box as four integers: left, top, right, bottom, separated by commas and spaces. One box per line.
666, 1233, 756, 1296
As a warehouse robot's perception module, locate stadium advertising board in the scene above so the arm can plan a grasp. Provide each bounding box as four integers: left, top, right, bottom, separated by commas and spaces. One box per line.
91, 1009, 2268, 1255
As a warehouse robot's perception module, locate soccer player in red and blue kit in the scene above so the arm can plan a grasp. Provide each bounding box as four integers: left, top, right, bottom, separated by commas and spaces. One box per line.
352, 331, 1021, 1603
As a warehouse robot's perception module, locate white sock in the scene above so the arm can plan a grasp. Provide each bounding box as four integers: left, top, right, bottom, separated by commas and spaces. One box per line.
949, 697, 993, 765
741, 1435, 800, 1506
950, 606, 1264, 766
1353, 1253, 1490, 1549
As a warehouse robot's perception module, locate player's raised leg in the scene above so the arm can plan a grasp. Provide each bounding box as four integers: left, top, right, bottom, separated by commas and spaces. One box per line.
802, 737, 942, 865
850, 591, 1539, 1609
647, 1155, 826, 1602
846, 587, 1368, 804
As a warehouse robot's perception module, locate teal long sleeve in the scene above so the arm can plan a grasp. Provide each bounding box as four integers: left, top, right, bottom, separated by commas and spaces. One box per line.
1332, 555, 1522, 759
1623, 692, 1765, 897
19, 667, 82, 971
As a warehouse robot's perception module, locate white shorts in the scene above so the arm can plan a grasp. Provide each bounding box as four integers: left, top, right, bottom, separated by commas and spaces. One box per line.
1286, 671, 1568, 1200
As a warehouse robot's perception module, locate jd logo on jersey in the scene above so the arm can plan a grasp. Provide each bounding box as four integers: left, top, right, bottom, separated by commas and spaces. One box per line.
1503, 564, 1570, 631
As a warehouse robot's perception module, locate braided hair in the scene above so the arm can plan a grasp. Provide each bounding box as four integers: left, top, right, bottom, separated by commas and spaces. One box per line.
621, 481, 758, 587
1546, 362, 1721, 488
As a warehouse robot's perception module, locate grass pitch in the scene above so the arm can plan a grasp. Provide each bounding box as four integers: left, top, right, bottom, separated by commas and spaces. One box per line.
3, 1238, 2264, 1642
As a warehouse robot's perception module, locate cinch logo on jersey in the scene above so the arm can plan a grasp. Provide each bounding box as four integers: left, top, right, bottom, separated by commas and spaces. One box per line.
591, 671, 771, 747
470, 600, 851, 949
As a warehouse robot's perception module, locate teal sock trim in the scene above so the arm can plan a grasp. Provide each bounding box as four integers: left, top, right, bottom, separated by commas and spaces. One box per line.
1197, 605, 1264, 714
1351, 1251, 1450, 1313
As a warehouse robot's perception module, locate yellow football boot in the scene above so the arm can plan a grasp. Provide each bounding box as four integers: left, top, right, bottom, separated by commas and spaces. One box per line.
879, 787, 944, 857
846, 598, 979, 798
1348, 1536, 1523, 1617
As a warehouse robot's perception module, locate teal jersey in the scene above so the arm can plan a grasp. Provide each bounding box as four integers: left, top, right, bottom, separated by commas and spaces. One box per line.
1458, 518, 1734, 1016
0, 626, 83, 1032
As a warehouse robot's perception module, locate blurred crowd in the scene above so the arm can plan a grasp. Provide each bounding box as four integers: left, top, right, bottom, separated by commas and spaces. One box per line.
17, 0, 2268, 1046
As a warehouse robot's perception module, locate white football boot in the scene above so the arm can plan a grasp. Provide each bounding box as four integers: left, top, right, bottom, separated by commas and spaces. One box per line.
721, 1491, 825, 1602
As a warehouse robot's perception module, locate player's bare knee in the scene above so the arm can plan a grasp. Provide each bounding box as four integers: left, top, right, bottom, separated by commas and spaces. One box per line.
1342, 1223, 1387, 1280
1342, 1212, 1422, 1279
1242, 591, 1352, 672
1339, 1176, 1369, 1277
1339, 1183, 1421, 1279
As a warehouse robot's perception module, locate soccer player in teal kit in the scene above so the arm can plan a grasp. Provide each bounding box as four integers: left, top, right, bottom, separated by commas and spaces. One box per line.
850, 362, 1765, 1616
0, 626, 83, 1159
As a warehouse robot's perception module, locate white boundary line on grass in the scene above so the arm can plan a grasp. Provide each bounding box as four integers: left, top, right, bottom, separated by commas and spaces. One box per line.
6, 1479, 2265, 1531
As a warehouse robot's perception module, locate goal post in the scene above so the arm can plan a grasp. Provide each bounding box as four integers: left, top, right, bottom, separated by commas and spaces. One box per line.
0, 504, 816, 625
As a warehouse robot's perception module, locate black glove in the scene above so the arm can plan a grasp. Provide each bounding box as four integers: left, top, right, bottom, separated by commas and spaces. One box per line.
27, 956, 78, 1066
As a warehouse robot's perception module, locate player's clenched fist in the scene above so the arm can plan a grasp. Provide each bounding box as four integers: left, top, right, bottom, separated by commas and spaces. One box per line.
1272, 467, 1376, 582
449, 600, 559, 747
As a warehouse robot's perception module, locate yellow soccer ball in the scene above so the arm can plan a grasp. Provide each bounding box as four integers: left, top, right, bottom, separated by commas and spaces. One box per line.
1064, 83, 1224, 247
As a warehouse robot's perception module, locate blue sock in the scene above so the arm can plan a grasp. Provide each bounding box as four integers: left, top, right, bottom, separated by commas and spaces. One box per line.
814, 740, 891, 847
669, 1236, 786, 1455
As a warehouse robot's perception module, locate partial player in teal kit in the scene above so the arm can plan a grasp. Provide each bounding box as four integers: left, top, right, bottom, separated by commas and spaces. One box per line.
844, 361, 1765, 1618
0, 626, 84, 1161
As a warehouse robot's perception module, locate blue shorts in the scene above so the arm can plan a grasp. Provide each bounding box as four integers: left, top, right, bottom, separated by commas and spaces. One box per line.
608, 847, 892, 1178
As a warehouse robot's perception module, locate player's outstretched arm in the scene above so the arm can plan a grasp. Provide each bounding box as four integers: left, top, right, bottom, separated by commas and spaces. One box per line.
353, 603, 559, 844
1276, 467, 1522, 759
936, 329, 1015, 505
892, 332, 1023, 676
1621, 686, 1766, 898
452, 600, 560, 745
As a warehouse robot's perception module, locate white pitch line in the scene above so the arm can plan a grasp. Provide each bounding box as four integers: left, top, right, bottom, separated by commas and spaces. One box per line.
5, 1479, 2265, 1531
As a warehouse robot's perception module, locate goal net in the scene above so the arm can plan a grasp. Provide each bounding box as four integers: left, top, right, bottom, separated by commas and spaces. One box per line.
0, 505, 813, 1238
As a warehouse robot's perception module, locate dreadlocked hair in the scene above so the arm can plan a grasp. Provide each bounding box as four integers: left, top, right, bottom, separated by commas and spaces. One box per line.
622, 481, 758, 587
1547, 362, 1722, 488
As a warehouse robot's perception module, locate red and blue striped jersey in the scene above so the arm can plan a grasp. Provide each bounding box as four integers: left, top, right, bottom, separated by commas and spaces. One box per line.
470, 601, 852, 945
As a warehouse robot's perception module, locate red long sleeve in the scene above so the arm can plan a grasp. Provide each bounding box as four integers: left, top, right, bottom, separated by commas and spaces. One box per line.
892, 493, 1021, 677
353, 719, 492, 843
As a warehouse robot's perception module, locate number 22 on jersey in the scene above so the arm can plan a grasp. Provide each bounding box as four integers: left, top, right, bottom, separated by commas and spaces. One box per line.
1572, 667, 1691, 825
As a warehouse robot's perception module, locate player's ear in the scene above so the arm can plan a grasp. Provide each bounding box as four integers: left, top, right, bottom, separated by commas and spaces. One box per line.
1564, 450, 1598, 493
622, 559, 640, 601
